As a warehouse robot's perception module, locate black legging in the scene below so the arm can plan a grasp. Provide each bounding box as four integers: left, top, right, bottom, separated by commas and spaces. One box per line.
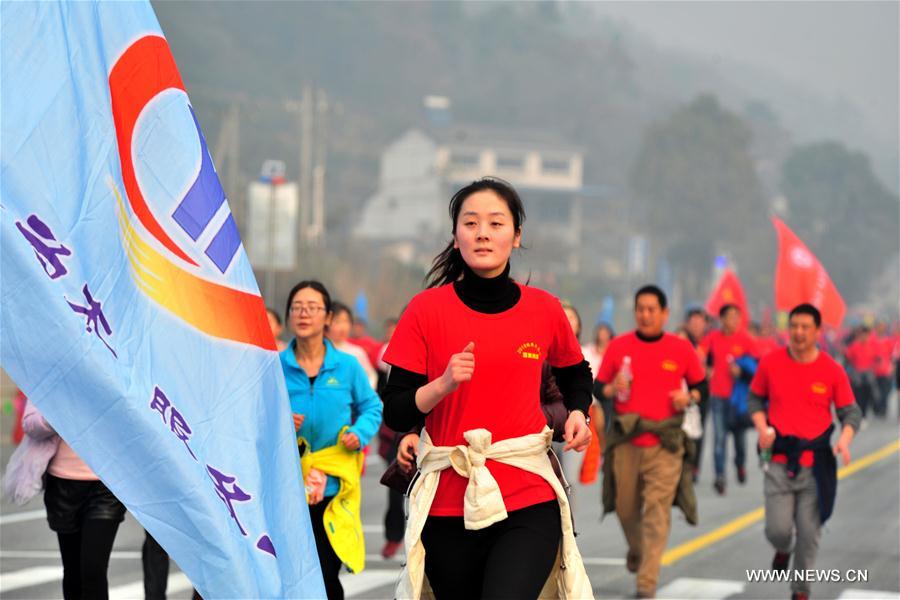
383, 460, 406, 542
851, 372, 876, 417
309, 496, 344, 600
143, 531, 170, 600
421, 500, 561, 600
57, 520, 121, 600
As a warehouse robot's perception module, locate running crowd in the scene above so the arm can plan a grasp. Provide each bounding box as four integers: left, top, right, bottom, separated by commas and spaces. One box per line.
5, 178, 898, 600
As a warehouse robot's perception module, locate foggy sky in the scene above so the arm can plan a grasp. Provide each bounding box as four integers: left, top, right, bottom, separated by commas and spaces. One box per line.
590, 1, 898, 169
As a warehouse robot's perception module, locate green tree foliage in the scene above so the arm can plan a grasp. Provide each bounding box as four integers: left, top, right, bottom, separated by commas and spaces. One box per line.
781, 141, 900, 304
629, 95, 771, 301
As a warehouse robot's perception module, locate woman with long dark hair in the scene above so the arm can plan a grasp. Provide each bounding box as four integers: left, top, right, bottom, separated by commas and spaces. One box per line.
279, 280, 382, 600
382, 177, 595, 599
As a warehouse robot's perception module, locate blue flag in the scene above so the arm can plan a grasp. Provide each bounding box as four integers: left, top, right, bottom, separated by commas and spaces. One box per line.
0, 2, 325, 597
598, 295, 615, 327
354, 291, 369, 324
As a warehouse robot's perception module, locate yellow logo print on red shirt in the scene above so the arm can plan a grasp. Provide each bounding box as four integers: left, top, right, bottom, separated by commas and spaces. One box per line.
516, 342, 542, 361
811, 382, 828, 395
661, 359, 679, 372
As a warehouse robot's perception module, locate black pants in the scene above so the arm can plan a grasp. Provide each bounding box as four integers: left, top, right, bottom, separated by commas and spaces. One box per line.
895, 360, 900, 392
56, 521, 120, 600
875, 376, 892, 417
309, 496, 343, 600
851, 372, 876, 417
687, 395, 710, 473
44, 475, 125, 600
383, 460, 406, 542
421, 500, 561, 600
143, 531, 170, 599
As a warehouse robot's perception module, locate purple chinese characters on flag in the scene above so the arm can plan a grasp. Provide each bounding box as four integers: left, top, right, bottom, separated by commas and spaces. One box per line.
1, 1, 325, 597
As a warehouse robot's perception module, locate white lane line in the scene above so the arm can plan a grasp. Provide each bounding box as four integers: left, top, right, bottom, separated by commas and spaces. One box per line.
0, 510, 379, 530
356, 555, 622, 566
657, 577, 745, 599
109, 571, 193, 600
364, 554, 405, 563
0, 565, 63, 593
839, 590, 900, 600
582, 557, 626, 566
0, 508, 46, 525
0, 550, 141, 560
340, 569, 399, 598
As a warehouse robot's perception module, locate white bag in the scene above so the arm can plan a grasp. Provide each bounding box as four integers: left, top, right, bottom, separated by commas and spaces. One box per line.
2, 433, 59, 506
681, 403, 703, 440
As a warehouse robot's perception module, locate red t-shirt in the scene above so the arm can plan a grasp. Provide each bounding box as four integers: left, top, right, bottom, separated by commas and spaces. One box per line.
874, 336, 894, 377
349, 336, 383, 370
750, 348, 855, 467
700, 329, 758, 398
596, 332, 705, 447
845, 338, 876, 372
755, 336, 781, 360
382, 283, 585, 516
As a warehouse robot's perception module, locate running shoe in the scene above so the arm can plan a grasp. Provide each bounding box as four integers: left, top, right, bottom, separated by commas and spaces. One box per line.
772, 550, 791, 573
714, 476, 726, 495
381, 540, 402, 559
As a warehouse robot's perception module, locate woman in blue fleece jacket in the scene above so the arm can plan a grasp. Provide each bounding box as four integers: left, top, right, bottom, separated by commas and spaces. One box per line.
279, 280, 382, 600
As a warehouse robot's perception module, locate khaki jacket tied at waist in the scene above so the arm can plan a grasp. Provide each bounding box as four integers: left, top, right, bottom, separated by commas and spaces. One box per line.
396, 426, 594, 600
602, 413, 698, 525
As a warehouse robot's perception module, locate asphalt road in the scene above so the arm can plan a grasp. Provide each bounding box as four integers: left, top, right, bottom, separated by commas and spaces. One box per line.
2, 400, 898, 600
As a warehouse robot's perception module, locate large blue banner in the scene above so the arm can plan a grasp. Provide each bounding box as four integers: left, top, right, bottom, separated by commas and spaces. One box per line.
1, 2, 325, 597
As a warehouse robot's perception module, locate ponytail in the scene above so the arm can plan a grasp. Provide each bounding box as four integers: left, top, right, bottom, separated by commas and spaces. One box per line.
424, 242, 465, 288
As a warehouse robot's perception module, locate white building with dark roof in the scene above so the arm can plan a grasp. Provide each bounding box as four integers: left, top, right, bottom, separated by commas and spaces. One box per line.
355, 126, 584, 271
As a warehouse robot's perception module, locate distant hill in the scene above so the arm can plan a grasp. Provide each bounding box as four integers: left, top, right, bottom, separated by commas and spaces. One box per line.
152, 1, 895, 241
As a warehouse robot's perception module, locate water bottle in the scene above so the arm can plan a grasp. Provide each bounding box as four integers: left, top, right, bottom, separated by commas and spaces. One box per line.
616, 356, 632, 403
759, 426, 775, 471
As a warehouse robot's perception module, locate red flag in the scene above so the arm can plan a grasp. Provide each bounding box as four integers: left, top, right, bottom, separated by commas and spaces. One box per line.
705, 268, 750, 329
771, 216, 846, 327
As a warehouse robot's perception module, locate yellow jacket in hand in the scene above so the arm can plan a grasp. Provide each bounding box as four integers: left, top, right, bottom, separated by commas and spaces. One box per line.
299, 428, 365, 574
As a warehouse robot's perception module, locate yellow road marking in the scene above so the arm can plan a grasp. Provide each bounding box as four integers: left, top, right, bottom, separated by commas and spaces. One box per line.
661, 438, 900, 566
837, 438, 900, 480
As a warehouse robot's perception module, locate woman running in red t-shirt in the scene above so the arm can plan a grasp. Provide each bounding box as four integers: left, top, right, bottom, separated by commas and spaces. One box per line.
382, 177, 594, 599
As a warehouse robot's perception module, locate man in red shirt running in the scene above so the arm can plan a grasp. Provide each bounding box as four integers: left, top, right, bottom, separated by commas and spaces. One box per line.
699, 304, 758, 495
872, 321, 895, 418
597, 285, 706, 598
844, 327, 877, 421
749, 303, 861, 600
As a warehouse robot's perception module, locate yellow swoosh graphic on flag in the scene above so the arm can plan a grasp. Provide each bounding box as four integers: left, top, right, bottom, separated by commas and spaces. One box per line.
112, 181, 276, 351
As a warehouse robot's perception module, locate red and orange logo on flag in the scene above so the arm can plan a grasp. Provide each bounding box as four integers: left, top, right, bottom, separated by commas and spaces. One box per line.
108, 35, 275, 351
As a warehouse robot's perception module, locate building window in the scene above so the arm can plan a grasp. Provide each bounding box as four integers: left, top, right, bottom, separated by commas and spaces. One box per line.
450, 152, 479, 168
496, 155, 524, 170
542, 157, 571, 174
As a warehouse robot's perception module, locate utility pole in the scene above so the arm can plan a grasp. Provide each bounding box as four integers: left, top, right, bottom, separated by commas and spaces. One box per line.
310, 89, 328, 246
213, 103, 241, 227
299, 85, 314, 248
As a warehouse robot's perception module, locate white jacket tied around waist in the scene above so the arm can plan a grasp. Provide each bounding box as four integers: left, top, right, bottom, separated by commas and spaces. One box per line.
396, 426, 594, 600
